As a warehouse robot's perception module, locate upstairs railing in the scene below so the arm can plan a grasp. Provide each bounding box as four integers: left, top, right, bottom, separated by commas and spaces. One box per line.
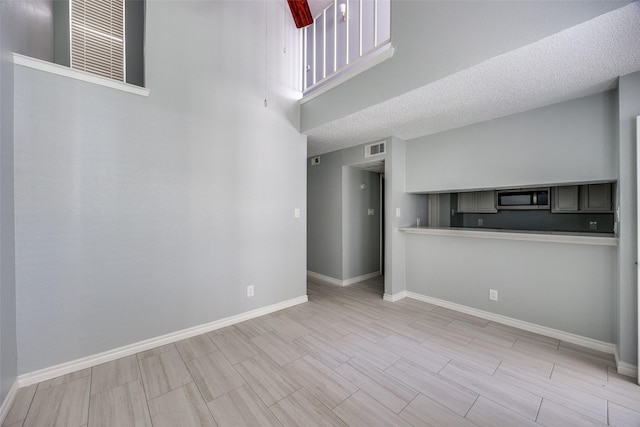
302, 0, 391, 94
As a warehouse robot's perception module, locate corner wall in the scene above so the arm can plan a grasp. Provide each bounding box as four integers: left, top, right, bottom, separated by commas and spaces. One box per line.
0, 0, 54, 406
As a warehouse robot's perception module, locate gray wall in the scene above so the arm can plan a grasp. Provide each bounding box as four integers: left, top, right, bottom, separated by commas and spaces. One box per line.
405, 91, 617, 193
13, 0, 306, 374
616, 71, 639, 366
301, 1, 629, 132
307, 150, 346, 280
342, 167, 380, 279
307, 141, 384, 281
0, 0, 54, 404
383, 137, 428, 296
406, 234, 616, 343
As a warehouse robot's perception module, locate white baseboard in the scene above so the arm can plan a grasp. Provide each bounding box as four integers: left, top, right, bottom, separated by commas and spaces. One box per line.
343, 271, 382, 286
307, 271, 343, 286
383, 291, 407, 302
307, 270, 381, 287
614, 348, 638, 379
405, 291, 616, 356
17, 295, 308, 388
0, 379, 19, 426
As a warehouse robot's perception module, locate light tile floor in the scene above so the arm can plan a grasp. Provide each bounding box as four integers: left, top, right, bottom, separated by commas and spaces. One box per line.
3, 276, 640, 426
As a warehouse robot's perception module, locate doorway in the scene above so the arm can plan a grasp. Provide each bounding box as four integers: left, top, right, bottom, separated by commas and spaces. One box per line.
348, 160, 385, 295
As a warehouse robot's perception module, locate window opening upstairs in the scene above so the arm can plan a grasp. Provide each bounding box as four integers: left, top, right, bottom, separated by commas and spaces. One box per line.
70, 0, 125, 82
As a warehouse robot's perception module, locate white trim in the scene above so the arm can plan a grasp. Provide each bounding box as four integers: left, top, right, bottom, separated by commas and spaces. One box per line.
383, 291, 406, 302
17, 295, 307, 388
344, 271, 382, 286
12, 53, 150, 97
307, 271, 344, 286
300, 43, 393, 103
617, 361, 638, 379
0, 379, 19, 426
405, 291, 616, 355
615, 346, 639, 379
307, 270, 381, 287
615, 350, 638, 379
400, 226, 618, 247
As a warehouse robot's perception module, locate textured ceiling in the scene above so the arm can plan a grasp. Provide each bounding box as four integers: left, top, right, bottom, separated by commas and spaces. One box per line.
351, 159, 385, 174
304, 2, 640, 157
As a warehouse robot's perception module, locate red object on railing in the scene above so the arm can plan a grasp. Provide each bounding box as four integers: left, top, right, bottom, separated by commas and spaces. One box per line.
287, 0, 313, 28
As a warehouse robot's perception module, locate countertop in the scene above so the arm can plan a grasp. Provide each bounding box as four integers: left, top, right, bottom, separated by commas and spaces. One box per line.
398, 226, 618, 246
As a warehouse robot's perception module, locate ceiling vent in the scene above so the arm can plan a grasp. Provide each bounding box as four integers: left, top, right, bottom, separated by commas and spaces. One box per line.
365, 141, 386, 158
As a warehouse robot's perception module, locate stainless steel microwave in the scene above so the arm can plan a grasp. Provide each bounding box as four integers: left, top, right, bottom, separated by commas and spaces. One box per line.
497, 188, 550, 210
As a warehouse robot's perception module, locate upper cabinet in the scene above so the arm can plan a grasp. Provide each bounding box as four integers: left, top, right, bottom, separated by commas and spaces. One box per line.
552, 186, 579, 212
457, 192, 477, 212
552, 183, 613, 213
458, 191, 497, 213
580, 183, 612, 212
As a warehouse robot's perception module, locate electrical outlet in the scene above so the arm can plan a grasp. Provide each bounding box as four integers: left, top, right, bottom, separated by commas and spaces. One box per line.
589, 221, 597, 230
294, 208, 300, 218
247, 285, 254, 297
478, 218, 484, 226
396, 208, 401, 218
489, 289, 498, 301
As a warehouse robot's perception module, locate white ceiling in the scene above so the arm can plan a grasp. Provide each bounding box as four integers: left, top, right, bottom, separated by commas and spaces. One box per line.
307, 0, 334, 18
304, 2, 640, 157
351, 159, 385, 174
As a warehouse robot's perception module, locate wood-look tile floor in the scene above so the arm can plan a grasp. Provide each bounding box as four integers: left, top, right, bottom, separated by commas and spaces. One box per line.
4, 276, 640, 426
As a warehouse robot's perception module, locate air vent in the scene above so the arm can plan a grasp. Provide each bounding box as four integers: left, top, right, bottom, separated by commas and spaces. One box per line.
365, 141, 386, 158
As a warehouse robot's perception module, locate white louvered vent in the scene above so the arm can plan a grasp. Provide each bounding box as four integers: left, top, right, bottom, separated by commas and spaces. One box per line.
70, 0, 125, 81
365, 141, 386, 158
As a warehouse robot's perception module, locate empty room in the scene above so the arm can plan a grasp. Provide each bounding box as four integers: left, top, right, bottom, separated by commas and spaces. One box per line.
1, 0, 639, 426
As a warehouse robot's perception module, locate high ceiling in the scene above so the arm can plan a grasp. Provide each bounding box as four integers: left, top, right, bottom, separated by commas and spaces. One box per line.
303, 2, 640, 157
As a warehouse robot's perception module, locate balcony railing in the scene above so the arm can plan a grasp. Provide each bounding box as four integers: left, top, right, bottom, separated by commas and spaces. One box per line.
302, 0, 391, 94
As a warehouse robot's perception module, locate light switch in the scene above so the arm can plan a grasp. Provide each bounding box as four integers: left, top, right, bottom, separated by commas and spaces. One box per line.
396, 208, 401, 218
294, 208, 300, 218
368, 208, 374, 216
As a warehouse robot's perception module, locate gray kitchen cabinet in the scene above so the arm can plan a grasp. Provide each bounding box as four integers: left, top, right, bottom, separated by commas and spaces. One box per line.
476, 191, 498, 213
458, 192, 477, 212
580, 183, 612, 212
552, 183, 613, 213
552, 185, 579, 212
458, 191, 497, 213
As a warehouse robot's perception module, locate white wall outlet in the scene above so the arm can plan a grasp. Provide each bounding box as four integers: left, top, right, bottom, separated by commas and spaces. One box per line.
247, 285, 254, 297
489, 289, 498, 301
396, 208, 401, 218
294, 208, 300, 218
